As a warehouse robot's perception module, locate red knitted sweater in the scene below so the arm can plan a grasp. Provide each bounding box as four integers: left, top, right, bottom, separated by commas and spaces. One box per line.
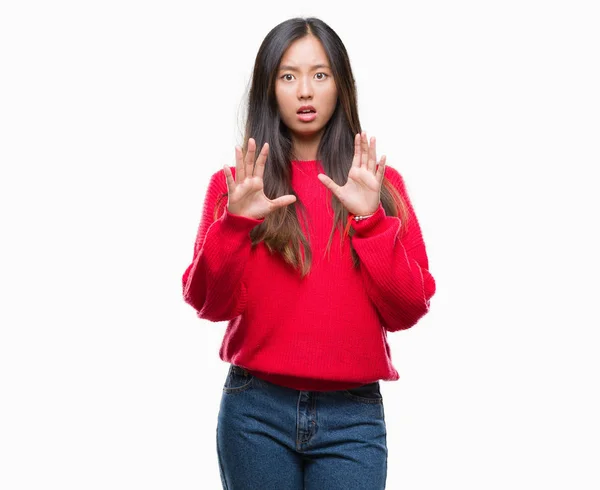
182, 160, 435, 391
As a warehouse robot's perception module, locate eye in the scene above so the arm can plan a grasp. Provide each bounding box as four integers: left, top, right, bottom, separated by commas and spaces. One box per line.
281, 74, 295, 81
315, 72, 328, 80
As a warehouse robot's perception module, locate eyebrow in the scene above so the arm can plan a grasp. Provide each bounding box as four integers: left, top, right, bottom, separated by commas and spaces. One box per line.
278, 64, 331, 71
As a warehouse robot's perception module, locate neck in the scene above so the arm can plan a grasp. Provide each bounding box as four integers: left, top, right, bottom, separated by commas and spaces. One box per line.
291, 131, 324, 161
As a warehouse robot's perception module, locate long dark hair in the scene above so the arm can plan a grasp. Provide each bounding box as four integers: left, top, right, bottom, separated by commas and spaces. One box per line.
216, 17, 407, 276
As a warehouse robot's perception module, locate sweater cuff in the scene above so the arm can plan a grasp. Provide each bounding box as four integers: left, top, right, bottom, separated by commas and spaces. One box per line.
350, 203, 389, 236
221, 209, 264, 233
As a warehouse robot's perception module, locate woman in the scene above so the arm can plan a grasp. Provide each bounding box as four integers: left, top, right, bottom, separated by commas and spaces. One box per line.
182, 16, 435, 489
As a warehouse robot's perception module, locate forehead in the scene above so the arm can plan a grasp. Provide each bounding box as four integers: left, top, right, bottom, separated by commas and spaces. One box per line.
279, 35, 329, 67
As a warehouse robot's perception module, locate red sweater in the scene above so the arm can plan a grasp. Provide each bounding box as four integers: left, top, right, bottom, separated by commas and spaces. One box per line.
182, 160, 435, 391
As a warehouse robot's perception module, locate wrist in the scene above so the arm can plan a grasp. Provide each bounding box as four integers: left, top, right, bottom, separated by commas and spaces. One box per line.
347, 204, 388, 237
349, 204, 379, 221
352, 213, 374, 222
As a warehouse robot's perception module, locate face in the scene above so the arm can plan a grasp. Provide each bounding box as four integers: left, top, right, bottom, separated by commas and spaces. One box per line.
275, 35, 338, 142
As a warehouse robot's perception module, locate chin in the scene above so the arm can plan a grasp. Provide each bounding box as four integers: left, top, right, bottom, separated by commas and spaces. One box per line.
290, 125, 324, 138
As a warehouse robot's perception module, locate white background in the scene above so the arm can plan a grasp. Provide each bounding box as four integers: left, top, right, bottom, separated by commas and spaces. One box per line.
1, 0, 599, 488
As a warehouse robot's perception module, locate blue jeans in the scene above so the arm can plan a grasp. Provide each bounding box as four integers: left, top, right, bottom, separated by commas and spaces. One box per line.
216, 364, 388, 489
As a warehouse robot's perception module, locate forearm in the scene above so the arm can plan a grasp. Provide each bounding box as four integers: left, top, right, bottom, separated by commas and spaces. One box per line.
351, 205, 436, 331
183, 209, 262, 322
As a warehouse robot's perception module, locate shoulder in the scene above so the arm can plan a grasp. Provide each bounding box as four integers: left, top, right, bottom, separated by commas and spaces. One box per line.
200, 168, 230, 211
383, 164, 408, 195
206, 167, 234, 193
383, 163, 402, 182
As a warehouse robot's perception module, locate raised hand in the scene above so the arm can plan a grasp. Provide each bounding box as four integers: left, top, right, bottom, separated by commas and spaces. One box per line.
317, 131, 385, 216
223, 138, 297, 220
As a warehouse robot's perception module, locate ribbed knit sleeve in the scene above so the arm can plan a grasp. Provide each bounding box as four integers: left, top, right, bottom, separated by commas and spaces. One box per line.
182, 168, 263, 322
350, 166, 436, 331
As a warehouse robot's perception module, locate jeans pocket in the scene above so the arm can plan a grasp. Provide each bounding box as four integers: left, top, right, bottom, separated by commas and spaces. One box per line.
223, 364, 255, 394
342, 381, 383, 404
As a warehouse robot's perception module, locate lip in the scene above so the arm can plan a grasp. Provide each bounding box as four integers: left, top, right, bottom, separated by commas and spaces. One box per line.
297, 113, 317, 122
297, 105, 316, 113
297, 105, 317, 122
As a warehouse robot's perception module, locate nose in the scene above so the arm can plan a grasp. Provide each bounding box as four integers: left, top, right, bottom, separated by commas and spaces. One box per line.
297, 75, 313, 100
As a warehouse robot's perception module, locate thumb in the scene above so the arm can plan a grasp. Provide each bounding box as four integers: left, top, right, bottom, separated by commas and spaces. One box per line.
317, 173, 340, 194
271, 194, 297, 208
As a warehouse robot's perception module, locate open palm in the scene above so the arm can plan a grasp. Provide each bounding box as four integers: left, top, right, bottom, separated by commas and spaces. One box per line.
223, 138, 297, 220
317, 132, 386, 216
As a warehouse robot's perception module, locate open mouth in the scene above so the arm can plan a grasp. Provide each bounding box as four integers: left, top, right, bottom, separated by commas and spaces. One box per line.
297, 106, 316, 114
297, 106, 317, 121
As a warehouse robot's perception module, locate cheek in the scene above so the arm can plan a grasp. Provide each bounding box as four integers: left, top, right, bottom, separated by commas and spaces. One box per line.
326, 91, 338, 113
275, 87, 293, 111
274, 88, 285, 112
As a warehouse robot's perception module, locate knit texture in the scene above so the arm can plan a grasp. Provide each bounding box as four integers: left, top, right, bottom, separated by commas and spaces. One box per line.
182, 161, 435, 391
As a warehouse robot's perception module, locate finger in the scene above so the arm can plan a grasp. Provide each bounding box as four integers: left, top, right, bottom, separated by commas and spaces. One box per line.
253, 142, 269, 180
235, 145, 244, 183
270, 194, 297, 209
317, 173, 342, 196
375, 155, 386, 183
351, 133, 361, 168
245, 138, 256, 179
223, 165, 236, 191
368, 136, 377, 173
361, 131, 369, 168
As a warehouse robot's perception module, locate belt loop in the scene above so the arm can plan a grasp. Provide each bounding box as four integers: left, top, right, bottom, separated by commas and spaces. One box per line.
233, 365, 248, 377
